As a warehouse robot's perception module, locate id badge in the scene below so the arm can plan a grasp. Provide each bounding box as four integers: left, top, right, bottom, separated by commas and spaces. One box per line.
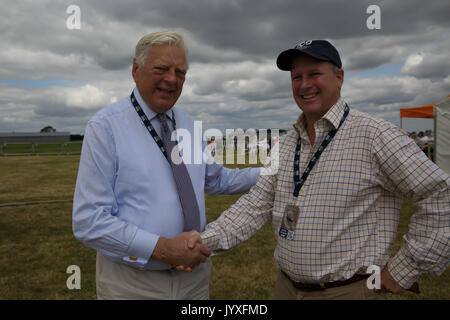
279, 205, 300, 240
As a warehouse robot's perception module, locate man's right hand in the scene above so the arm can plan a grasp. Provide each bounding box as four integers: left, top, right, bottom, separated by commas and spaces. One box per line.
152, 230, 210, 270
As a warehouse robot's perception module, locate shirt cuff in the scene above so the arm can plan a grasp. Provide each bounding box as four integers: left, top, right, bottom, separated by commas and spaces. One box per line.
126, 228, 160, 264
388, 247, 422, 289
201, 230, 220, 251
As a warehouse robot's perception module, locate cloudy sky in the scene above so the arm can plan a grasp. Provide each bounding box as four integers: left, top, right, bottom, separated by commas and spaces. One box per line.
1, 0, 449, 134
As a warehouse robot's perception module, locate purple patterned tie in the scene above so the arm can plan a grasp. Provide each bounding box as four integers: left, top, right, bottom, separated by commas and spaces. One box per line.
158, 113, 201, 232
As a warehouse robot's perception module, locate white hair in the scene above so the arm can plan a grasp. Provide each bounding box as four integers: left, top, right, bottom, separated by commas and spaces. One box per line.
134, 30, 188, 67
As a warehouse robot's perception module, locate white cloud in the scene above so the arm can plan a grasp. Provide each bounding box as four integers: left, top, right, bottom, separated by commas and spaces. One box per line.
402, 52, 424, 72
401, 51, 450, 79
65, 84, 107, 109
0, 47, 91, 79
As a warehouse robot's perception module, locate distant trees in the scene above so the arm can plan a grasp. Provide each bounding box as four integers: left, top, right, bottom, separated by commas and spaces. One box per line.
40, 126, 56, 133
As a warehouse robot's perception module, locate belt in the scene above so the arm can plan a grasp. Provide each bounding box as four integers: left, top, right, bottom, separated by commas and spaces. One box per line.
282, 271, 369, 292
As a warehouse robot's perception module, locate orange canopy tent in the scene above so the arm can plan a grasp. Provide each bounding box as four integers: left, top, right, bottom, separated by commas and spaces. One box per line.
399, 94, 450, 128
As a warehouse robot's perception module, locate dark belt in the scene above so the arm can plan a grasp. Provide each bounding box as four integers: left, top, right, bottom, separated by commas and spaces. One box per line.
282, 270, 370, 292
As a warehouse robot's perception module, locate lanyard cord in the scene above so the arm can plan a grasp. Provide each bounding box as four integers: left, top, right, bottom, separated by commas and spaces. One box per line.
293, 104, 349, 197
130, 91, 177, 161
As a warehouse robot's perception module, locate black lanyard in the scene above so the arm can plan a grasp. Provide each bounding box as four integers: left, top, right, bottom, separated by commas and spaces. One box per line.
130, 91, 177, 160
293, 104, 349, 197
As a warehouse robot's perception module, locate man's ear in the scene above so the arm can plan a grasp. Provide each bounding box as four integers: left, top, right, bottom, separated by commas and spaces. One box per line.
131, 58, 139, 81
337, 68, 344, 90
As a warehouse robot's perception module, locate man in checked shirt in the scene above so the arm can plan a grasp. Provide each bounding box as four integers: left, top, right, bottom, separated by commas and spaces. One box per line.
184, 40, 450, 299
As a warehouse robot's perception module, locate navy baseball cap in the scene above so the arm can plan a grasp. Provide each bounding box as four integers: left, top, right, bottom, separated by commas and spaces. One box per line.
276, 39, 342, 71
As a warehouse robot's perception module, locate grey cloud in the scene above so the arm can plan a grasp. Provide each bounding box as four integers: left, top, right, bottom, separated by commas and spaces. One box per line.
2, 0, 449, 75
94, 0, 450, 62
186, 60, 291, 103
343, 74, 450, 127
0, 0, 449, 134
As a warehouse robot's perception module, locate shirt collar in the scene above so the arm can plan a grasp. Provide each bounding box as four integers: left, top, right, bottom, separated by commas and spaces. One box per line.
132, 87, 175, 122
293, 97, 347, 136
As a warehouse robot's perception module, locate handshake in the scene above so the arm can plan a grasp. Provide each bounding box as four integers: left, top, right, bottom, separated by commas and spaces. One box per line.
152, 230, 211, 272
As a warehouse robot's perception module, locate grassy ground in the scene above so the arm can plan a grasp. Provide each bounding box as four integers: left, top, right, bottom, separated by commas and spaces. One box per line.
0, 155, 448, 299
0, 142, 82, 156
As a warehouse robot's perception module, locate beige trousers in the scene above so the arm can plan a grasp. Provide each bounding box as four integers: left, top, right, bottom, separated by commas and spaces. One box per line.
274, 270, 387, 300
96, 252, 212, 300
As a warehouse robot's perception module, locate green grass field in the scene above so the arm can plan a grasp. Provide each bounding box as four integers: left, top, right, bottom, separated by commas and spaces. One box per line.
0, 154, 448, 300
0, 142, 82, 156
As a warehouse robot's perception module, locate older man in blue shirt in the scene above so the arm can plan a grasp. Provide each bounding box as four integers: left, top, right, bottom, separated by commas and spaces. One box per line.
72, 31, 260, 300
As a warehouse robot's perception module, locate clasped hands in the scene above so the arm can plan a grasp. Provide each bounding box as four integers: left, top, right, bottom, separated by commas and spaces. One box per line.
152, 230, 209, 272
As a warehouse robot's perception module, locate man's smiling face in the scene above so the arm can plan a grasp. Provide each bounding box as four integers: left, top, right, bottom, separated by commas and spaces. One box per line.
132, 44, 187, 114
290, 54, 344, 123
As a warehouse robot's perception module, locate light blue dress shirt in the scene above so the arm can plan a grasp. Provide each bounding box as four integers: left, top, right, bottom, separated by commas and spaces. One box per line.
72, 88, 260, 270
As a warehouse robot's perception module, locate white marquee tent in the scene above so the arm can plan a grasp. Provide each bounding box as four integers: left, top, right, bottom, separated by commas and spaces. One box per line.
434, 97, 450, 175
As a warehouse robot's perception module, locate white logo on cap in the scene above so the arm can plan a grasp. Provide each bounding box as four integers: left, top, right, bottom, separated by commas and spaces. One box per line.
296, 40, 313, 49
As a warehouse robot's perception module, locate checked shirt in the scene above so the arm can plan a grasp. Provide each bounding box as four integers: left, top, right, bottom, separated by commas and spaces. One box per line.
201, 98, 450, 288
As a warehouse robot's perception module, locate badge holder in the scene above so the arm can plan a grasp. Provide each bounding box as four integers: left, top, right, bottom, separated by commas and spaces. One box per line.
279, 204, 300, 240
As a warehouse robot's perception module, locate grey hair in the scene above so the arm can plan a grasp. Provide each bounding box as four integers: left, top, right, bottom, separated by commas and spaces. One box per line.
134, 30, 188, 67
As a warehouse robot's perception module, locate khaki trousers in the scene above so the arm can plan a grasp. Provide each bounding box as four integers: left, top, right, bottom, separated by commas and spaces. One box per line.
96, 252, 212, 300
274, 270, 387, 300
